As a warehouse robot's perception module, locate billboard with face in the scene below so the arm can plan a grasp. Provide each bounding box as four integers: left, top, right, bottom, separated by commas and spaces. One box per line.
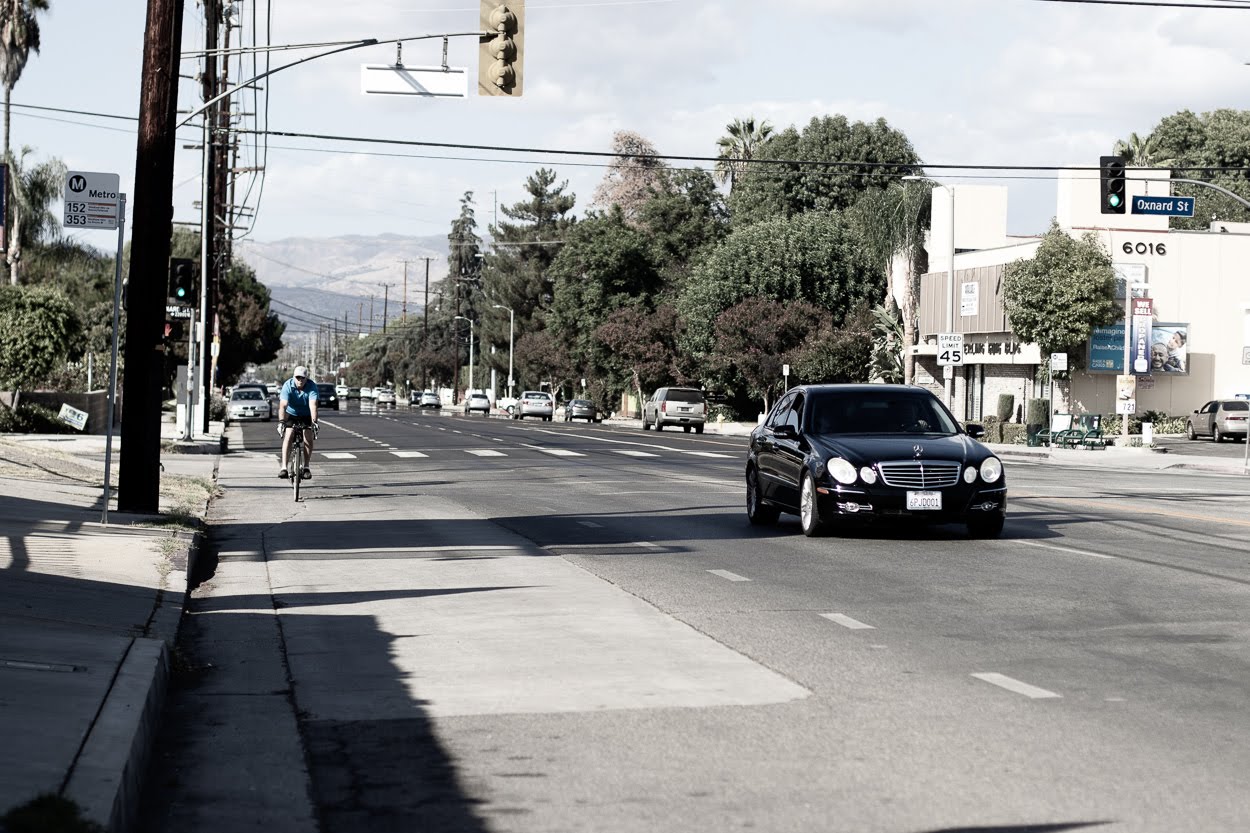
1088, 323, 1189, 375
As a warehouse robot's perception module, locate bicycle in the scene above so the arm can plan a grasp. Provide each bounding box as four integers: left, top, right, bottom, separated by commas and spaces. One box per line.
279, 421, 318, 501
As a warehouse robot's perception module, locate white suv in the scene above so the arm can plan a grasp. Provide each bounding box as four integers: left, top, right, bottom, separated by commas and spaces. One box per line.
515, 391, 554, 421
643, 386, 706, 433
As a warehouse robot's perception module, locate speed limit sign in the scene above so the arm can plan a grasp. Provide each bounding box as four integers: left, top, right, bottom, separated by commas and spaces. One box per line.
937, 333, 964, 366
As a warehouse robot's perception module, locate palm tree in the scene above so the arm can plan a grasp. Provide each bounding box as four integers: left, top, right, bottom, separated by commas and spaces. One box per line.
1, 0, 50, 282
1112, 131, 1175, 169
714, 116, 774, 191
6, 146, 65, 284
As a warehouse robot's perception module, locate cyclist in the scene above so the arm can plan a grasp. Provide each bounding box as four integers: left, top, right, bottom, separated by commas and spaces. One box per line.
278, 365, 319, 479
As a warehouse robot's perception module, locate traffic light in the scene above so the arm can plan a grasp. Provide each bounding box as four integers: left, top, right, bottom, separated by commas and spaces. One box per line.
1100, 155, 1126, 215
479, 1, 524, 96
168, 258, 196, 306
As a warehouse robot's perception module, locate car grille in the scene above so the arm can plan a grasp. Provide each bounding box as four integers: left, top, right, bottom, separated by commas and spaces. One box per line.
877, 460, 962, 489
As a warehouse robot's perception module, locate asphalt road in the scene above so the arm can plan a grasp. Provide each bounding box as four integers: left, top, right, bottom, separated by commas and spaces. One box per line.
141, 405, 1250, 833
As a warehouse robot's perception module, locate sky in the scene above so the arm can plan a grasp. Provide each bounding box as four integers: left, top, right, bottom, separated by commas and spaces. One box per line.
14, 0, 1250, 255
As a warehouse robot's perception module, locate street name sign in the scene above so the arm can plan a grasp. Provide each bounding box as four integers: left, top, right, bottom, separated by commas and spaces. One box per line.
1131, 195, 1194, 217
937, 333, 964, 366
360, 64, 469, 98
64, 171, 121, 230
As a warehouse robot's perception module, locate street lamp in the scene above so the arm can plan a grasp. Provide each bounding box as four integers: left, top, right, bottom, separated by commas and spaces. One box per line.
454, 315, 474, 397
492, 304, 514, 400
903, 176, 956, 410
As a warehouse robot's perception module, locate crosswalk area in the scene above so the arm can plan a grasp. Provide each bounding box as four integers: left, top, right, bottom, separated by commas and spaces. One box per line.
313, 446, 738, 462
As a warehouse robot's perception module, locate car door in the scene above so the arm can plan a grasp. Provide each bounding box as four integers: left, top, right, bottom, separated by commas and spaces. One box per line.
756, 393, 798, 507
770, 393, 807, 509
1196, 401, 1217, 436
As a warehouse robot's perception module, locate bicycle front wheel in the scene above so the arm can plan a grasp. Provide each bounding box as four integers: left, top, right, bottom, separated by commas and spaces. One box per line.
292, 442, 303, 501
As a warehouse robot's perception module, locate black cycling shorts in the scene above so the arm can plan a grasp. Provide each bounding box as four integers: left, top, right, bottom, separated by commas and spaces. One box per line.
283, 415, 314, 429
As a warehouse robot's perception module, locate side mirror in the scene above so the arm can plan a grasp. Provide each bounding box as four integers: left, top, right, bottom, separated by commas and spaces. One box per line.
965, 423, 986, 439
772, 424, 798, 440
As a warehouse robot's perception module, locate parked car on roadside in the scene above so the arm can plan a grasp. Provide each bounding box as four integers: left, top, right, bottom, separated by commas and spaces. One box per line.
745, 384, 1006, 539
375, 388, 396, 407
643, 386, 706, 433
317, 383, 339, 411
563, 398, 601, 423
226, 388, 271, 423
515, 390, 554, 420
497, 396, 518, 415
463, 392, 491, 415
1186, 399, 1249, 442
335, 383, 350, 399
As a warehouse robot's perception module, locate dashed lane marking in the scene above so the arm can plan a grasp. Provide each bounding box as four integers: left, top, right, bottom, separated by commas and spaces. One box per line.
819, 613, 875, 630
1011, 539, 1116, 560
612, 449, 659, 457
321, 452, 357, 459
465, 449, 507, 457
390, 451, 429, 458
707, 569, 751, 582
684, 451, 735, 458
972, 672, 1061, 699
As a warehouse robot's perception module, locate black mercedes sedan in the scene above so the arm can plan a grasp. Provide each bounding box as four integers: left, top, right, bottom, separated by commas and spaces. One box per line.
745, 384, 1006, 538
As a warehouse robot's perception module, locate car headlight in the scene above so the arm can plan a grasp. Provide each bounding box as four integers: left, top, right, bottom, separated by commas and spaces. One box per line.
828, 457, 857, 485
859, 466, 877, 485
979, 457, 1003, 483
963, 466, 978, 484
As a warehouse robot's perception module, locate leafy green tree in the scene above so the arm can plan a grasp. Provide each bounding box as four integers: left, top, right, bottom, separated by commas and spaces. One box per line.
6, 147, 64, 284
1139, 109, 1250, 230
636, 167, 728, 293
1001, 222, 1120, 368
0, 284, 77, 406
869, 299, 905, 384
714, 116, 774, 192
1112, 131, 1175, 168
791, 299, 876, 387
479, 168, 576, 377
0, 0, 48, 274
547, 206, 663, 379
845, 181, 931, 382
710, 296, 824, 415
678, 210, 881, 356
729, 115, 922, 226
513, 328, 574, 395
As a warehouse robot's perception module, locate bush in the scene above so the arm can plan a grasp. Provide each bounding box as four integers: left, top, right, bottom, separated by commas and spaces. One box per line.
1102, 413, 1186, 436
995, 393, 1015, 423
1025, 398, 1049, 427
970, 417, 1002, 443
0, 403, 78, 434
1002, 423, 1027, 444
209, 394, 227, 421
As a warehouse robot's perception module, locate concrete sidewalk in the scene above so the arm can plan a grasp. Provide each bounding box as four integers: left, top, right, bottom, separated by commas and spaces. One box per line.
0, 419, 221, 832
0, 415, 1243, 831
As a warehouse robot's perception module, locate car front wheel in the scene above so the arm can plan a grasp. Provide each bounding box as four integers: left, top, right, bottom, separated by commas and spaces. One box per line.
1186, 422, 1197, 440
1214, 426, 1223, 443
799, 473, 828, 537
746, 467, 780, 526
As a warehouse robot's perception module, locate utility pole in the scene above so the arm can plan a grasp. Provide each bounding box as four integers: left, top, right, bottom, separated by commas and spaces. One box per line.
423, 257, 431, 341
379, 282, 394, 332
120, 0, 186, 513
197, 0, 220, 435
368, 294, 375, 333
398, 260, 412, 318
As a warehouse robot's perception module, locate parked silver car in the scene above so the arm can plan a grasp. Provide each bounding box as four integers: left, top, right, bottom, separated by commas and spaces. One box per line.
226, 388, 271, 422
1186, 399, 1248, 442
463, 392, 491, 415
642, 386, 706, 433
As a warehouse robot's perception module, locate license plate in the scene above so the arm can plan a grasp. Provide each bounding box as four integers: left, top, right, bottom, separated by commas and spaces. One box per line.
906, 491, 942, 511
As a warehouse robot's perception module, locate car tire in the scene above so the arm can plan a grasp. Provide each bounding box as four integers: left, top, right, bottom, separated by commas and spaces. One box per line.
695, 424, 704, 434
642, 417, 651, 431
1186, 422, 1197, 440
967, 513, 1005, 539
746, 467, 780, 526
1214, 426, 1223, 443
655, 421, 664, 432
799, 473, 828, 537
683, 426, 691, 433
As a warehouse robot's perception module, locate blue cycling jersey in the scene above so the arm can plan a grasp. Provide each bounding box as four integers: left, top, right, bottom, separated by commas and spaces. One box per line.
281, 377, 319, 418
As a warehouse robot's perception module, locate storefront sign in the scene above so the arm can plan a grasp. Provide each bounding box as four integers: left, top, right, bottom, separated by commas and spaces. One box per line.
1089, 323, 1189, 374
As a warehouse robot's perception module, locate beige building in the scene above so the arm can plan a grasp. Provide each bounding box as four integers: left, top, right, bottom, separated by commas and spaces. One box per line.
908, 172, 1250, 422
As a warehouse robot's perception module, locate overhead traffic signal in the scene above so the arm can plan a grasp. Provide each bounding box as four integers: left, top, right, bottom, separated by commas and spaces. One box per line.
168, 258, 196, 306
1100, 155, 1126, 215
479, 1, 524, 96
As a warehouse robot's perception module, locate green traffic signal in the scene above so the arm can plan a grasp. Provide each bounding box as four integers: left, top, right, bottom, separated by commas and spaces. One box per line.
1108, 193, 1122, 209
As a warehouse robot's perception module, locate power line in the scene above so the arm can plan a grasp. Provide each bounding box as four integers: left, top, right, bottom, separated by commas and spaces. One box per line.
1031, 0, 1250, 7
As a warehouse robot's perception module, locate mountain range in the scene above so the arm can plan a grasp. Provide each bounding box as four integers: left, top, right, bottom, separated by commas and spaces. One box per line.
234, 234, 451, 335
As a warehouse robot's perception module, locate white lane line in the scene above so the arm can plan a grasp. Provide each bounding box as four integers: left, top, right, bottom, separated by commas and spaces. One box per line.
466, 449, 507, 457
972, 672, 1061, 699
1013, 539, 1116, 560
634, 541, 663, 550
390, 451, 429, 458
578, 520, 603, 528
684, 451, 735, 458
321, 452, 357, 459
707, 569, 751, 582
612, 449, 659, 457
819, 613, 875, 630
541, 448, 585, 457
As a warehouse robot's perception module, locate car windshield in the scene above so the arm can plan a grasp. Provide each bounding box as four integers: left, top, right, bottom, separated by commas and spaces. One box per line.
806, 391, 960, 435
524, 393, 548, 400
666, 389, 702, 403
232, 390, 262, 401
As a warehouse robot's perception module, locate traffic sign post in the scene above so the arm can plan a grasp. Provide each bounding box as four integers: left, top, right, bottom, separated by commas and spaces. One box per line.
937, 333, 964, 367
